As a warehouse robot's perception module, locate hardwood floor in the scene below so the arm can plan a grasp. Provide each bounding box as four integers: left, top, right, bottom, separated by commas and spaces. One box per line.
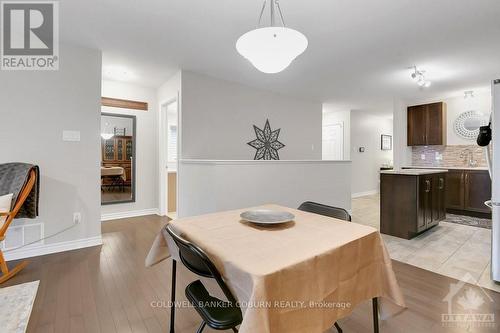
3, 215, 500, 332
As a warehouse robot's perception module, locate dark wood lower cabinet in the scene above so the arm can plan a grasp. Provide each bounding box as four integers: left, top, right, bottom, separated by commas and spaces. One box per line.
445, 170, 465, 210
445, 169, 491, 217
381, 172, 447, 239
432, 174, 446, 224
418, 175, 432, 232
464, 170, 492, 213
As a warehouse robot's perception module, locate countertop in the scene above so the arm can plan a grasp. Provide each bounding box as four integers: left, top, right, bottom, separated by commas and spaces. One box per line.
381, 169, 448, 175
404, 166, 488, 171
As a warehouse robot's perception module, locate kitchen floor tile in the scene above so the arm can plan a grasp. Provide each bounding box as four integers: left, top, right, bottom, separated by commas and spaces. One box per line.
352, 194, 497, 292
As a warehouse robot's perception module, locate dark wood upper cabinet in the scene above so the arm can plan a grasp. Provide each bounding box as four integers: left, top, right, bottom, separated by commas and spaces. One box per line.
407, 104, 426, 146
407, 102, 446, 146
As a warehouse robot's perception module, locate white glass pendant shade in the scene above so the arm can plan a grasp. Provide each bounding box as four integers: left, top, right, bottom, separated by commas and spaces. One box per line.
236, 27, 308, 74
101, 133, 114, 140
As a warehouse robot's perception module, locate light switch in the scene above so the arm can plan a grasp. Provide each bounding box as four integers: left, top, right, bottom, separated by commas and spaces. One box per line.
62, 130, 80, 142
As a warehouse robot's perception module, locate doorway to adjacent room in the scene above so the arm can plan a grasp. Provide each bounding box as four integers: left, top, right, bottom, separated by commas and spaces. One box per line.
159, 99, 178, 219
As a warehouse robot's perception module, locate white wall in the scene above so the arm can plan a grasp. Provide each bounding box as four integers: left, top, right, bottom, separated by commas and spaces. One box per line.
444, 92, 491, 145
322, 107, 351, 160
101, 80, 159, 218
0, 44, 102, 258
393, 98, 412, 169
180, 71, 322, 160
350, 112, 393, 196
178, 160, 351, 218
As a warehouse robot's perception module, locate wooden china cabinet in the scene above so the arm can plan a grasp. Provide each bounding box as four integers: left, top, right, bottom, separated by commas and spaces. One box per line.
101, 136, 133, 185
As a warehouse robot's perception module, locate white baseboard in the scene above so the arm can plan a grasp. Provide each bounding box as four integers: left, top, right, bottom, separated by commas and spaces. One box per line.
352, 190, 379, 198
101, 208, 159, 221
4, 235, 103, 261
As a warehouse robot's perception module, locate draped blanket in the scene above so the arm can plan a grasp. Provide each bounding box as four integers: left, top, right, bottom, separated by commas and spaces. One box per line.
0, 163, 39, 218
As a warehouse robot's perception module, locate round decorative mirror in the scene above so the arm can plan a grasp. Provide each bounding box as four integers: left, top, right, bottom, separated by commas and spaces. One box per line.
454, 110, 488, 140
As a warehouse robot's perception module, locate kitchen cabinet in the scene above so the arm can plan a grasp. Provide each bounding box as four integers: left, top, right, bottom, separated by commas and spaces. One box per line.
381, 170, 447, 239
407, 102, 446, 146
446, 170, 465, 210
433, 174, 447, 221
445, 169, 491, 216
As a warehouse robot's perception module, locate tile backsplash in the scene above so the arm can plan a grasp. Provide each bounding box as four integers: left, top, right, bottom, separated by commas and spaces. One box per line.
412, 145, 489, 167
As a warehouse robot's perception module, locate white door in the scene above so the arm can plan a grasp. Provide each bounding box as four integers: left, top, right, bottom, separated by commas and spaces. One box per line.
322, 122, 344, 160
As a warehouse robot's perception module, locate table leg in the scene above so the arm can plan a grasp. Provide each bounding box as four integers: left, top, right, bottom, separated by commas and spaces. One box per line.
372, 297, 379, 333
170, 259, 177, 333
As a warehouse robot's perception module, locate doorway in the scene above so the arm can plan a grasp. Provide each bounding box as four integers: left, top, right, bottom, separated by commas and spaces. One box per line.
159, 99, 178, 218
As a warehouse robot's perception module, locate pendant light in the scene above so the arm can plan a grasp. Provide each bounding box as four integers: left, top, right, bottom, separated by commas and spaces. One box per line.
101, 122, 114, 140
236, 0, 308, 74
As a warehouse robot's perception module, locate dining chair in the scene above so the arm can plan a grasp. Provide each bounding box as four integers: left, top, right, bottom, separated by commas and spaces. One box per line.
297, 201, 351, 221
297, 201, 379, 333
166, 224, 242, 333
0, 169, 37, 284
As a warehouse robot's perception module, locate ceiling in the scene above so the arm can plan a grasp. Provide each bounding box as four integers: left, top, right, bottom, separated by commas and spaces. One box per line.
61, 0, 500, 115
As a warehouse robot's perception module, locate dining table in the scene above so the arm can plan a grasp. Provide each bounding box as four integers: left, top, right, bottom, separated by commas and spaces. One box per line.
146, 204, 406, 333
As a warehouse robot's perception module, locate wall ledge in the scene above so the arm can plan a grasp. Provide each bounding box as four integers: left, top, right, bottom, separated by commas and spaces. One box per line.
180, 159, 351, 165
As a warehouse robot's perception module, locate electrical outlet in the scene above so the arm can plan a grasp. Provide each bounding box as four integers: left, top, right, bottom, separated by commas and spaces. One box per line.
73, 212, 81, 224
421, 154, 426, 160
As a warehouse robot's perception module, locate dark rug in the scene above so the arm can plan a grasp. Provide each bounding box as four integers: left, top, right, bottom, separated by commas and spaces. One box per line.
444, 214, 492, 229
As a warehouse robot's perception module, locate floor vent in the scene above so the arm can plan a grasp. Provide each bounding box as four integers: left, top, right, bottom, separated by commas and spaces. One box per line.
1, 223, 44, 250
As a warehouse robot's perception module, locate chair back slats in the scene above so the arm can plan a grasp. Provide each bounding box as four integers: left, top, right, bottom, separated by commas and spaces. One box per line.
165, 224, 238, 304
298, 201, 351, 221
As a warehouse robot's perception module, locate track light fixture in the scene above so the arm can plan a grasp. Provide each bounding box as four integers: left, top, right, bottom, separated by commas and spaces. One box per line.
410, 66, 431, 88
464, 90, 474, 99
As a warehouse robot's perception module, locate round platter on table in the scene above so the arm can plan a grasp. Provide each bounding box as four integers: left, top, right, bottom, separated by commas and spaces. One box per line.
240, 210, 295, 226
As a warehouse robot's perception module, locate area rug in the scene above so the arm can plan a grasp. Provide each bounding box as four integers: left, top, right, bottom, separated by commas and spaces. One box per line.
444, 213, 492, 229
0, 280, 39, 333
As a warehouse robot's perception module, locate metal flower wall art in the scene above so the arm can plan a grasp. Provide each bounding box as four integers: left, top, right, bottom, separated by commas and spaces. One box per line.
247, 119, 285, 160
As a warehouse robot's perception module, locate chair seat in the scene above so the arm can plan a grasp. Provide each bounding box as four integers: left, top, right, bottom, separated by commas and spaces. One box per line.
185, 280, 242, 330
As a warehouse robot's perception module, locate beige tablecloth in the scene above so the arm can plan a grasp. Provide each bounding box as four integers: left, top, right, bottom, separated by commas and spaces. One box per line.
147, 204, 405, 333
100, 166, 126, 181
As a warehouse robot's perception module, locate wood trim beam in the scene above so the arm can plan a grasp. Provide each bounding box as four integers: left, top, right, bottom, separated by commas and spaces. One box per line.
101, 97, 148, 111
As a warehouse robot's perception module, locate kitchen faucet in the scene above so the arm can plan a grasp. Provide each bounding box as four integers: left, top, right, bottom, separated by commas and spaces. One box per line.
460, 148, 477, 167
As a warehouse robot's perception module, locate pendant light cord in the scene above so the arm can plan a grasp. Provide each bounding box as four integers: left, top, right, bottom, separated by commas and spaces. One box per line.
275, 1, 286, 27
257, 0, 267, 27
257, 0, 286, 28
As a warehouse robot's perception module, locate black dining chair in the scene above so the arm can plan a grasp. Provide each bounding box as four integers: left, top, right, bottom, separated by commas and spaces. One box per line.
297, 201, 379, 333
298, 201, 351, 221
166, 224, 242, 333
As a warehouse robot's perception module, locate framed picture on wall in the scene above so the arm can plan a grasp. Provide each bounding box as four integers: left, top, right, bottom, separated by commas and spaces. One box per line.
381, 134, 392, 150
